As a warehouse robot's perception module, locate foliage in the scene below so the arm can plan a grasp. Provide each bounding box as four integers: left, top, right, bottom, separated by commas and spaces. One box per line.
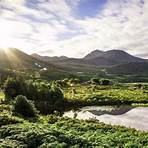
0, 104, 23, 127
3, 77, 26, 99
63, 84, 148, 106
0, 117, 148, 147
0, 114, 23, 127
13, 95, 38, 117
1, 79, 148, 147
0, 91, 4, 100
91, 78, 100, 85
3, 77, 64, 114
100, 78, 111, 85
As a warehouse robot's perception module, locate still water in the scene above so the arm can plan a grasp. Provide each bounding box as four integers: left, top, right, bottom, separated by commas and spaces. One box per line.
64, 106, 148, 131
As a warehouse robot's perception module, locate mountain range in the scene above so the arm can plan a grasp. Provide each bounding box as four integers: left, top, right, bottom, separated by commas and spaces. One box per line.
0, 48, 147, 79
32, 49, 148, 75
32, 49, 146, 66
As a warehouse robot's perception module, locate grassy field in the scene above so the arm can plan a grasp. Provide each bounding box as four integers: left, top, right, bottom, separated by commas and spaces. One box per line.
63, 84, 148, 106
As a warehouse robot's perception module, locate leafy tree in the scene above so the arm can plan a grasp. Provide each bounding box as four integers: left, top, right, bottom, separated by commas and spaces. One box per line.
13, 95, 37, 117
3, 77, 26, 99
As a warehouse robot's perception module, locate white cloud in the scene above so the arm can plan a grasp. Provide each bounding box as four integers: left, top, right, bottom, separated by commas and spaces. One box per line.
0, 0, 148, 58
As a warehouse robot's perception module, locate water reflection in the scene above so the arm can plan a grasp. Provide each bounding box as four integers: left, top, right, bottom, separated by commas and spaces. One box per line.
64, 106, 148, 131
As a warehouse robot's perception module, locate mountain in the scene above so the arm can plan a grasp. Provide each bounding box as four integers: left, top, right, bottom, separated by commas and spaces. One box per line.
82, 49, 145, 66
83, 50, 104, 60
0, 48, 69, 79
0, 48, 51, 70
31, 49, 147, 72
31, 53, 68, 62
107, 62, 148, 75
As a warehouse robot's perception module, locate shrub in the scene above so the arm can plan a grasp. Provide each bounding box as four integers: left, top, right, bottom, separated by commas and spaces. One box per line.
68, 78, 80, 84
0, 115, 23, 127
3, 77, 26, 99
35, 84, 64, 114
55, 79, 68, 87
100, 79, 111, 85
3, 77, 65, 114
13, 95, 37, 117
91, 78, 100, 85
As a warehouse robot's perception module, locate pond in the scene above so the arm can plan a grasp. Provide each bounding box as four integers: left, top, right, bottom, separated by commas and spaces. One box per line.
64, 106, 148, 131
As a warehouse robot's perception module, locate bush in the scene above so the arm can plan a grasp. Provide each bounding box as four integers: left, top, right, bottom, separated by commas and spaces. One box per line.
55, 79, 68, 87
13, 95, 37, 117
3, 77, 26, 99
3, 77, 65, 114
0, 115, 23, 127
35, 84, 64, 114
91, 78, 100, 85
100, 79, 111, 85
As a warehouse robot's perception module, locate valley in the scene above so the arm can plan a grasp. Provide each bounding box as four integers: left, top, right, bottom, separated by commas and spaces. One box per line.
0, 48, 148, 147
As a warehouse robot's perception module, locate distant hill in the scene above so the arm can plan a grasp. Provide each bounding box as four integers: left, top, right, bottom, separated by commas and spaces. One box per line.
83, 50, 104, 60
32, 49, 145, 66
31, 53, 68, 62
0, 48, 69, 79
107, 62, 148, 75
83, 49, 145, 66
0, 48, 50, 70
31, 49, 147, 75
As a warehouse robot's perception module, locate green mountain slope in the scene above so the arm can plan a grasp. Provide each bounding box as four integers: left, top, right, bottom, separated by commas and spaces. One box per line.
0, 48, 69, 79
107, 62, 148, 75
32, 49, 148, 76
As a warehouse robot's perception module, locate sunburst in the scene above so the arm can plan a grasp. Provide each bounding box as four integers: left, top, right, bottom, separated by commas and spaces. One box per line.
1, 48, 25, 70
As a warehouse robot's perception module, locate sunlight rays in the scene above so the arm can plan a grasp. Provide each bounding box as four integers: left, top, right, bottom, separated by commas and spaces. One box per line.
2, 48, 25, 70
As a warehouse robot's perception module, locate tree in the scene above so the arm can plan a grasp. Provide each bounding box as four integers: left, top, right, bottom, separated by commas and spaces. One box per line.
13, 95, 37, 117
3, 77, 26, 99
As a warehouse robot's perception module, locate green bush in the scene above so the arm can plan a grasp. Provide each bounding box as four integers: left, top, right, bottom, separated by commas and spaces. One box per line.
100, 79, 111, 85
3, 77, 65, 114
0, 115, 23, 127
35, 84, 64, 114
13, 95, 37, 117
91, 78, 100, 85
3, 77, 26, 99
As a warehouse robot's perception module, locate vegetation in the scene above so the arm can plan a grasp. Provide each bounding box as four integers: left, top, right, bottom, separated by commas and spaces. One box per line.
1, 115, 148, 147
13, 95, 38, 117
63, 84, 148, 108
0, 91, 4, 100
1, 76, 148, 147
3, 77, 65, 114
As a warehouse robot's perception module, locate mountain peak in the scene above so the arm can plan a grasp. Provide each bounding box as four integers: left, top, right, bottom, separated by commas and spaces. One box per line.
84, 49, 104, 59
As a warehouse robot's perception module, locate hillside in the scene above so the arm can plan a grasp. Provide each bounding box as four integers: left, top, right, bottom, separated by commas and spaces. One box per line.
32, 49, 148, 75
83, 49, 145, 66
32, 49, 146, 66
107, 62, 148, 75
0, 48, 51, 70
0, 48, 69, 79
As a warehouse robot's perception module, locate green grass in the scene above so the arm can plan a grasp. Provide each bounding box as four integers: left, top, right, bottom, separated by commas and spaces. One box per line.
63, 84, 148, 105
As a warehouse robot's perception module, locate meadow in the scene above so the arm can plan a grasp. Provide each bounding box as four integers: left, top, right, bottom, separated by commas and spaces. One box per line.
63, 83, 148, 108
1, 77, 148, 147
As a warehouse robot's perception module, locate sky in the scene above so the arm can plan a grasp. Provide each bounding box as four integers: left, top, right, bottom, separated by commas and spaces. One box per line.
0, 0, 148, 58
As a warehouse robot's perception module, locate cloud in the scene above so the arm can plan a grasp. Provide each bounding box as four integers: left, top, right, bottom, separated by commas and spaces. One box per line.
0, 0, 148, 58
